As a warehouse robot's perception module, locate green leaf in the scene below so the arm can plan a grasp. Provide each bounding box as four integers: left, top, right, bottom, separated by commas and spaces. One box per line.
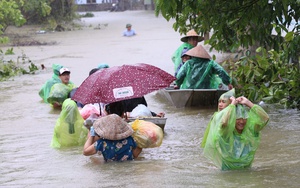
285, 32, 294, 41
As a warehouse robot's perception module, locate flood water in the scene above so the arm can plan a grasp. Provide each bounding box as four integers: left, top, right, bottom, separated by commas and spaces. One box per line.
0, 11, 299, 187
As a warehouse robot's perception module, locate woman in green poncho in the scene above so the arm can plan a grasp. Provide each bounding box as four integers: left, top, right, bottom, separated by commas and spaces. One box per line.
51, 98, 88, 148
201, 89, 235, 148
176, 45, 232, 89
203, 96, 269, 170
171, 29, 204, 73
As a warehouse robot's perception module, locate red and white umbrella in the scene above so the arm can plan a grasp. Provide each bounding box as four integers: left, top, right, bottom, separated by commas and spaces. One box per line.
72, 63, 175, 104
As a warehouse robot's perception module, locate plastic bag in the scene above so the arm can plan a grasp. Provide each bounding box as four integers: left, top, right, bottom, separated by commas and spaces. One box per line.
79, 104, 100, 120
51, 99, 88, 148
131, 119, 163, 148
130, 104, 152, 118
47, 83, 73, 104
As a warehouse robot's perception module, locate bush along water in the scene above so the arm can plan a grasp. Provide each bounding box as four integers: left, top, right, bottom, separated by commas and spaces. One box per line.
224, 47, 300, 109
0, 48, 38, 81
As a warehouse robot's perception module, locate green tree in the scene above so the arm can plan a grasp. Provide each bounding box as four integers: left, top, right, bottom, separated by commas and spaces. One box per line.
20, 0, 51, 23
20, 0, 76, 29
0, 0, 77, 81
0, 0, 26, 44
155, 0, 299, 58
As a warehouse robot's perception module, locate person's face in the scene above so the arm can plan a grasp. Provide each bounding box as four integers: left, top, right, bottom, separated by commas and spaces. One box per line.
218, 98, 230, 111
181, 55, 191, 63
59, 73, 70, 84
127, 26, 131, 31
235, 118, 247, 134
187, 36, 199, 47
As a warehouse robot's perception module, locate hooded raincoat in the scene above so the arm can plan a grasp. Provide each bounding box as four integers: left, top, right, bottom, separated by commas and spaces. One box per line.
201, 89, 235, 148
176, 58, 231, 89
39, 64, 63, 103
203, 104, 269, 170
51, 99, 88, 148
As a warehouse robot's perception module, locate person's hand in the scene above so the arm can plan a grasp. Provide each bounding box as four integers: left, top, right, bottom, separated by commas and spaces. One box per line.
52, 102, 62, 108
90, 126, 96, 137
236, 96, 249, 104
84, 119, 93, 130
156, 112, 165, 117
236, 96, 254, 108
230, 96, 237, 105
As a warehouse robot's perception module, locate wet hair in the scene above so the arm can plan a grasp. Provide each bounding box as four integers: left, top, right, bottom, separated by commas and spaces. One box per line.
105, 101, 125, 117
89, 68, 100, 76
122, 97, 147, 112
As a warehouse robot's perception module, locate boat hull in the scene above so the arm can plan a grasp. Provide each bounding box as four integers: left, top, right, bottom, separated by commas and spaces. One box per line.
158, 88, 228, 108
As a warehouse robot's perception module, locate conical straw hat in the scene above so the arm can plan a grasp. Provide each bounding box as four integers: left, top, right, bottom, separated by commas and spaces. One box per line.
185, 45, 212, 59
93, 114, 134, 140
181, 29, 204, 42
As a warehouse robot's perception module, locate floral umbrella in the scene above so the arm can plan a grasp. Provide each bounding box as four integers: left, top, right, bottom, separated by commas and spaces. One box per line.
72, 63, 176, 104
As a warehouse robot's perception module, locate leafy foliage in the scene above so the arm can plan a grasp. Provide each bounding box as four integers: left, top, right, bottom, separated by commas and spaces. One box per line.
225, 47, 300, 109
0, 49, 38, 81
0, 0, 26, 43
20, 0, 51, 23
19, 0, 78, 29
80, 12, 95, 18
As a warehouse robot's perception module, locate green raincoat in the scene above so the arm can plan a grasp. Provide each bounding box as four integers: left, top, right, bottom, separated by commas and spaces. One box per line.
203, 104, 269, 170
51, 99, 88, 148
172, 43, 194, 72
39, 64, 63, 103
176, 58, 231, 89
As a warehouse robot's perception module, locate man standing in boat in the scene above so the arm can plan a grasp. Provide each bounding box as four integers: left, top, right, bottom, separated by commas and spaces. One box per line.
172, 29, 204, 73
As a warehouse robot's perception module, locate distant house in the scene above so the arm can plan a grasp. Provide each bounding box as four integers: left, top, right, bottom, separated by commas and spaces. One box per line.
74, 0, 116, 5
74, 0, 142, 11
75, 0, 116, 11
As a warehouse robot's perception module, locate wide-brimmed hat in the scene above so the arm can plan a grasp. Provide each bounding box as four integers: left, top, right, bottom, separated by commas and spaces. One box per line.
93, 114, 133, 140
185, 45, 211, 59
180, 29, 204, 42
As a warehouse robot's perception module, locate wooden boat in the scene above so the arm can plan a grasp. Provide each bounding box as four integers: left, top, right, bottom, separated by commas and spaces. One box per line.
127, 117, 167, 131
157, 87, 228, 108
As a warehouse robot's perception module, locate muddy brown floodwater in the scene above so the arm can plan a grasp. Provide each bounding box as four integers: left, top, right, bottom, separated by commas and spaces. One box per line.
0, 11, 299, 188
